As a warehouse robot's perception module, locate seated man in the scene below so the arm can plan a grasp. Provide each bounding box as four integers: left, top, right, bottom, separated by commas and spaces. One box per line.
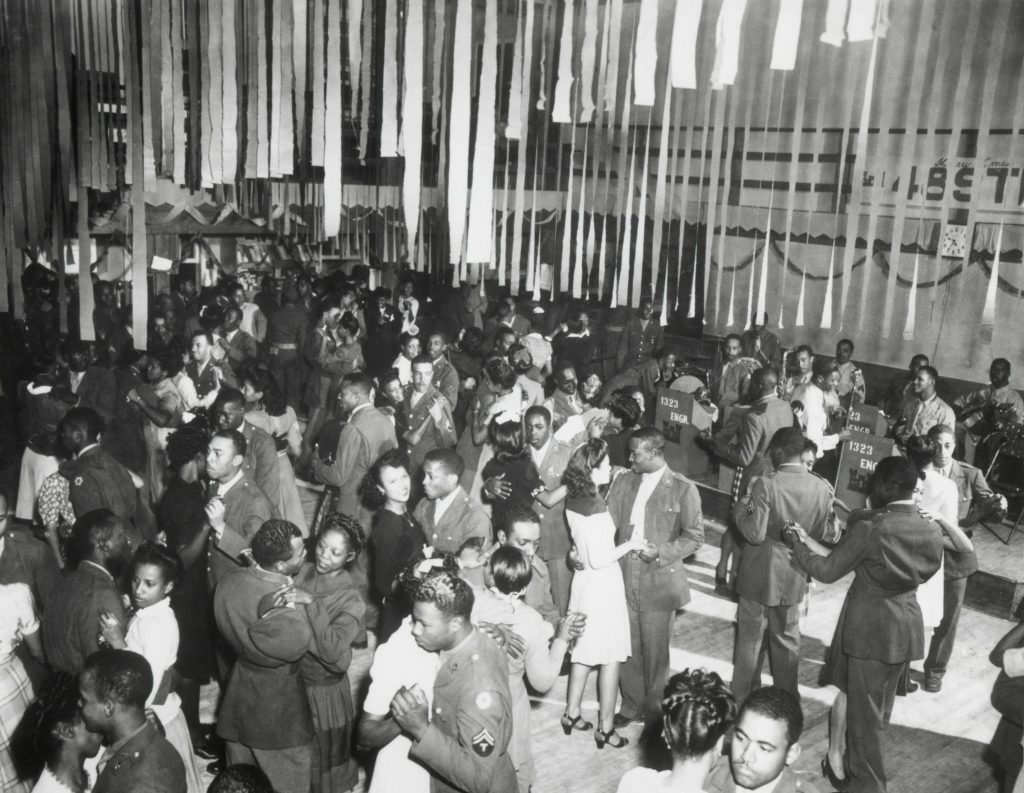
81, 649, 186, 793
601, 348, 678, 422
780, 345, 814, 403
713, 335, 758, 413
703, 687, 820, 793
413, 449, 490, 553
883, 353, 929, 418
892, 365, 955, 444
835, 338, 866, 409
953, 358, 1024, 466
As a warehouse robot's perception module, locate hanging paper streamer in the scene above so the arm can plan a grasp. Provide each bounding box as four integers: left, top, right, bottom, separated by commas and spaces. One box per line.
526, 160, 540, 293
465, 0, 497, 264
633, 0, 659, 106
292, 0, 307, 150
536, 1, 549, 111
510, 0, 536, 294
770, 0, 803, 70
506, 0, 524, 140
552, 0, 574, 123
710, 0, 749, 89
379, 0, 399, 156
903, 250, 919, 341
649, 60, 673, 296
631, 120, 652, 305
617, 128, 637, 307
980, 222, 1003, 345
347, 0, 362, 119
670, 0, 703, 89
560, 124, 576, 294
725, 253, 736, 327
357, 0, 374, 162
820, 246, 835, 329
447, 0, 473, 266
578, 0, 598, 122
310, 0, 326, 166
847, 0, 880, 42
430, 0, 445, 144
795, 269, 806, 326
401, 0, 424, 259
498, 153, 510, 287
203, 2, 219, 185
820, 0, 847, 46
323, 0, 343, 237
603, 0, 624, 112
572, 129, 589, 298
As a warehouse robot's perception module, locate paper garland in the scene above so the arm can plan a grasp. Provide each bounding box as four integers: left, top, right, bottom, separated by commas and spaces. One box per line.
379, 0, 399, 157
671, 0, 702, 89
710, 0, 748, 89
903, 249, 919, 340
980, 222, 1003, 345
579, 0, 599, 123
770, 0, 802, 71
323, 0, 343, 237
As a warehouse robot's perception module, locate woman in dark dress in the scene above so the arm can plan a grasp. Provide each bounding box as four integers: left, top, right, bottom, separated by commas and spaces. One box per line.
157, 418, 215, 749
364, 450, 424, 641
276, 513, 365, 793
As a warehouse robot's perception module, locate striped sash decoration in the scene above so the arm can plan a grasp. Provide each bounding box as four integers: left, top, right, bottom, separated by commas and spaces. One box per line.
466, 0, 497, 265
446, 0, 473, 267
379, 0, 399, 157
552, 0, 574, 123
402, 0, 425, 261
222, 0, 238, 180
310, 0, 326, 166
578, 0, 599, 124
633, 0, 658, 106
671, 0, 703, 90
631, 118, 652, 306
323, 0, 343, 237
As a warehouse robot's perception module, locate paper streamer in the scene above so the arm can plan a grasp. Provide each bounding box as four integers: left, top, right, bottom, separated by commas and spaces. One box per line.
820, 245, 835, 329
551, 0, 574, 123
572, 129, 588, 298
510, 0, 536, 294
903, 250, 919, 341
401, 0, 424, 258
670, 0, 702, 89
431, 0, 445, 144
795, 268, 806, 326
633, 0, 658, 106
710, 0, 749, 89
310, 0, 326, 166
631, 119, 651, 305
980, 222, 1003, 345
617, 127, 637, 307
465, 0, 497, 264
206, 1, 222, 183
770, 0, 803, 70
292, 0, 307, 151
269, 0, 283, 175
725, 254, 736, 326
256, 0, 269, 177
603, 0, 624, 112
447, 0, 472, 265
379, 0, 399, 156
847, 0, 878, 42
560, 123, 576, 294
649, 71, 673, 303
506, 0, 524, 140
820, 0, 847, 46
278, 0, 295, 175
579, 0, 598, 122
357, 0, 374, 161
347, 0, 362, 120
323, 0, 343, 237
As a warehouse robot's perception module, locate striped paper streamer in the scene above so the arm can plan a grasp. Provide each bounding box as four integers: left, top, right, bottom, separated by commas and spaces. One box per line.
552, 0, 574, 123
506, 0, 524, 140
401, 0, 424, 259
465, 0, 497, 264
446, 0, 472, 266
357, 0, 373, 161
347, 0, 362, 119
820, 245, 835, 329
430, 0, 445, 144
617, 127, 637, 307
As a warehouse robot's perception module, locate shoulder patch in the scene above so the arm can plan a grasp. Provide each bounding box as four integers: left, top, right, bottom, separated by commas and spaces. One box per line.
471, 727, 495, 757
73, 476, 83, 487
475, 691, 493, 710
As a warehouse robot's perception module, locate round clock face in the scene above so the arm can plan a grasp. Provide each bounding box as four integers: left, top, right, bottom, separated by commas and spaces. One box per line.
941, 224, 967, 259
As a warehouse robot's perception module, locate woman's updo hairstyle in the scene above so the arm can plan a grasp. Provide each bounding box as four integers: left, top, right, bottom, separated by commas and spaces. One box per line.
904, 434, 938, 473
660, 668, 736, 760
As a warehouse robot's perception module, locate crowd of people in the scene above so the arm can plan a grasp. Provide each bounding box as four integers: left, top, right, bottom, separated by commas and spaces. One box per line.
0, 269, 1021, 793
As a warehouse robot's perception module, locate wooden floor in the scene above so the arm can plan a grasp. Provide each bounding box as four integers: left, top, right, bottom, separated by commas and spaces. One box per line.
197, 535, 1015, 793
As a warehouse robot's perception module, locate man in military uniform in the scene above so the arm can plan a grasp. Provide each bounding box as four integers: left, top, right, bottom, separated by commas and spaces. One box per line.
413, 450, 490, 554
0, 493, 60, 609
835, 338, 867, 409
952, 358, 1024, 465
213, 389, 281, 515
616, 297, 663, 372
731, 427, 839, 703
403, 355, 458, 480
427, 332, 461, 410
391, 570, 517, 793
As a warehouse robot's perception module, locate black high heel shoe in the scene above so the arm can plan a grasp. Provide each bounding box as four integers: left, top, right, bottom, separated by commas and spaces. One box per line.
594, 727, 629, 749
560, 713, 593, 735
821, 756, 848, 790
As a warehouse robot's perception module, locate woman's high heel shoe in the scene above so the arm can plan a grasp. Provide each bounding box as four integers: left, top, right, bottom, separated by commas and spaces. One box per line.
594, 727, 629, 749
821, 756, 848, 790
560, 713, 593, 735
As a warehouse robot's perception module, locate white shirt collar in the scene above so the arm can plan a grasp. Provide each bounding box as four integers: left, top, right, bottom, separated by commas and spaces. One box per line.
218, 469, 244, 497
531, 437, 552, 465
77, 442, 100, 458
643, 463, 667, 482
433, 488, 461, 523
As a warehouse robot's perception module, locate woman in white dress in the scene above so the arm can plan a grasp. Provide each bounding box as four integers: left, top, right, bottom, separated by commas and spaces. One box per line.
616, 669, 736, 793
12, 673, 102, 793
241, 363, 308, 535
462, 358, 526, 500
562, 438, 646, 750
0, 583, 45, 793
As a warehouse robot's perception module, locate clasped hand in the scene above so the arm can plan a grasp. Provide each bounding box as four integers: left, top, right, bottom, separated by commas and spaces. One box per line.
390, 684, 430, 740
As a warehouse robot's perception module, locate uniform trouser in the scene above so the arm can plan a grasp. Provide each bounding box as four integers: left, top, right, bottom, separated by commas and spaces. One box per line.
846, 657, 904, 793
268, 349, 302, 410
924, 575, 969, 676
226, 741, 312, 793
545, 556, 573, 616
621, 586, 673, 721
731, 597, 801, 704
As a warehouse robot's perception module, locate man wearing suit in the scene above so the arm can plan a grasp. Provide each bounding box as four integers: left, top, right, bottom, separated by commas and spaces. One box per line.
48, 340, 118, 424
81, 650, 186, 793
204, 429, 274, 587
213, 389, 281, 516
924, 424, 1000, 692
616, 297, 664, 372
606, 426, 704, 725
731, 428, 838, 703
403, 355, 458, 478
485, 299, 532, 348
427, 332, 461, 409
42, 510, 130, 674
219, 306, 261, 375
312, 373, 398, 528
414, 449, 491, 553
57, 408, 139, 526
790, 457, 943, 793
214, 521, 313, 793
544, 363, 584, 432
187, 331, 229, 409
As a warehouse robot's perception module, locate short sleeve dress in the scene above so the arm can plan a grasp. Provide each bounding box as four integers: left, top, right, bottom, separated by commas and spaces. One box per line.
565, 495, 631, 666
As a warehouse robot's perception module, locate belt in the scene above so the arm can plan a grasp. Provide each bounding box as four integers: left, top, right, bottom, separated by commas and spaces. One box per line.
270, 343, 298, 351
